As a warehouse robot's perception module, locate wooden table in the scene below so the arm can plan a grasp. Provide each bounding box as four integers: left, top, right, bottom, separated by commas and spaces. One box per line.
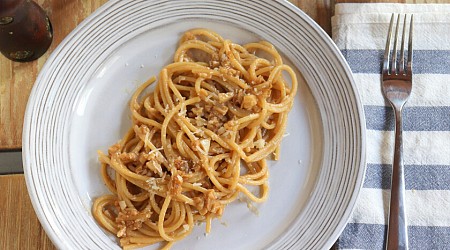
1, 0, 447, 249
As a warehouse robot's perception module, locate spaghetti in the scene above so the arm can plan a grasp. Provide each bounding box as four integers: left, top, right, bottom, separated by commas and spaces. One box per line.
92, 29, 298, 249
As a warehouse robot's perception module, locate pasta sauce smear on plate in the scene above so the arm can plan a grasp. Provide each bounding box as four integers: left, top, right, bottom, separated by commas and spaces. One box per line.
92, 29, 298, 249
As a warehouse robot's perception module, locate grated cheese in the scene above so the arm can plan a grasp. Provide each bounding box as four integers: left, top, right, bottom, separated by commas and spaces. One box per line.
118, 200, 127, 210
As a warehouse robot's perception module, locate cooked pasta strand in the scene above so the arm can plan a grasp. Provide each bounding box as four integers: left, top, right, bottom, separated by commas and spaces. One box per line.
92, 28, 297, 249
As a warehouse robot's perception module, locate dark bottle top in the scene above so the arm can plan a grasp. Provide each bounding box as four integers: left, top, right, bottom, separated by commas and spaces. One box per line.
0, 0, 53, 62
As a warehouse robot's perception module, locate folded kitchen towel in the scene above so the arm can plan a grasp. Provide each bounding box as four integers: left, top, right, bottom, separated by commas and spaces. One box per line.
332, 3, 450, 250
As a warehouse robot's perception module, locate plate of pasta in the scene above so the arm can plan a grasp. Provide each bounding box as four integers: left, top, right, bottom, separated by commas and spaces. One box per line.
23, 1, 366, 250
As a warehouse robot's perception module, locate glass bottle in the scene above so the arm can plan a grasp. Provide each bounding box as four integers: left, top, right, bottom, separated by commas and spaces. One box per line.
0, 0, 53, 62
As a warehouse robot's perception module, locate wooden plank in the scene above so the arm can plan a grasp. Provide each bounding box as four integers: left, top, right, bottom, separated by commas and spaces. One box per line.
0, 0, 108, 150
291, 0, 334, 34
0, 174, 55, 250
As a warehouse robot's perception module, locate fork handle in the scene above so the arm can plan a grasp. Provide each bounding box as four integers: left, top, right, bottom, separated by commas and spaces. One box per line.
386, 107, 409, 250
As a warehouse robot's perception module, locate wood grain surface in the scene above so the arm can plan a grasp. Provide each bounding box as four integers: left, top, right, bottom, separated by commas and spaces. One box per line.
0, 0, 448, 249
0, 0, 108, 149
0, 175, 55, 250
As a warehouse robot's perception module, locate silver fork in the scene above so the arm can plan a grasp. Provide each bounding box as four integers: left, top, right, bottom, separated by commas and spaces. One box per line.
382, 13, 413, 250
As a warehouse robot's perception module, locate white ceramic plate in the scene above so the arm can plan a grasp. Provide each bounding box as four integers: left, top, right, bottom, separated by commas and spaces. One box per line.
23, 1, 366, 249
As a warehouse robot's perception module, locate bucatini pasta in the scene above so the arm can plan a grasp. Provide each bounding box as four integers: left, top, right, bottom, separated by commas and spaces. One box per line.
92, 28, 298, 249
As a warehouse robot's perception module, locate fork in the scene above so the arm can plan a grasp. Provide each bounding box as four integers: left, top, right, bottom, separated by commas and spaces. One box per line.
382, 13, 413, 250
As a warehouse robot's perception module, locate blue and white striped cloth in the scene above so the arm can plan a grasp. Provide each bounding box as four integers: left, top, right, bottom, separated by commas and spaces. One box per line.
332, 3, 450, 249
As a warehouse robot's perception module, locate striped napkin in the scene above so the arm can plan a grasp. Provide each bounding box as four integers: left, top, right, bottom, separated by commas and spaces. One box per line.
331, 3, 450, 249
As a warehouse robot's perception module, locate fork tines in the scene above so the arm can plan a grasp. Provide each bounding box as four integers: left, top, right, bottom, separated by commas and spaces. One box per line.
383, 13, 414, 76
